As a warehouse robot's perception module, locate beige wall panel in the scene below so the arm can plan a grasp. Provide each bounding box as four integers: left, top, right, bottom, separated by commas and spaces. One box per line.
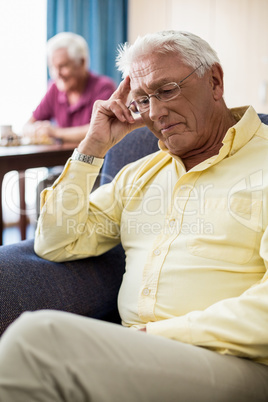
128, 0, 168, 43
212, 0, 268, 112
212, 0, 250, 108
167, 0, 213, 43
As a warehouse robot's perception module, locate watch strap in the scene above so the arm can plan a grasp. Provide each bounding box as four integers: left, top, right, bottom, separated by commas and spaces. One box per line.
72, 148, 95, 165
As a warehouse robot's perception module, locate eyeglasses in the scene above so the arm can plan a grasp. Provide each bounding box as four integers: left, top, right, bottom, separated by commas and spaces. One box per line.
128, 63, 203, 115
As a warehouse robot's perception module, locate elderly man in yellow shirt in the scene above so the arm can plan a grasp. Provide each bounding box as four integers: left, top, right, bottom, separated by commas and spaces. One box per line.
0, 31, 268, 401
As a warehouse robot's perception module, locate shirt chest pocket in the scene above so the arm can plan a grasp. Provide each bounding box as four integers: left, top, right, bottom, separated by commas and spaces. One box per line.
187, 196, 263, 264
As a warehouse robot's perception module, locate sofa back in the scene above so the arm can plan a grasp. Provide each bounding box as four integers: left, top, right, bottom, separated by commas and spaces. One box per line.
100, 126, 159, 185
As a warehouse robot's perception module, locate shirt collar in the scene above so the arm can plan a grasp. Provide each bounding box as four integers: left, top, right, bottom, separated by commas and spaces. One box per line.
225, 105, 261, 155
58, 88, 68, 104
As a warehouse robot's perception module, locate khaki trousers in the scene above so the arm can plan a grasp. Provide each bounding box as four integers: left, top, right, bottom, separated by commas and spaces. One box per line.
0, 310, 268, 402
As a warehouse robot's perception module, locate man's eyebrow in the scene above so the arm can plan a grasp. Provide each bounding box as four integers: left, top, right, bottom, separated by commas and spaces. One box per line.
131, 88, 146, 97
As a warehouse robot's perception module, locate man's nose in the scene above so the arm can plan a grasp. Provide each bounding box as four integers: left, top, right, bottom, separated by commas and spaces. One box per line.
149, 96, 168, 121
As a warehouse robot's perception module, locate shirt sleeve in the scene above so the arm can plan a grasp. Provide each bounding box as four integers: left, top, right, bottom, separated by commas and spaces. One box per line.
32, 83, 56, 121
146, 236, 268, 364
99, 83, 116, 99
34, 157, 124, 262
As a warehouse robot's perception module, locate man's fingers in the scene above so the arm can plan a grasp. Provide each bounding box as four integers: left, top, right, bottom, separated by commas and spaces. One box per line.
91, 76, 135, 126
110, 76, 131, 104
109, 99, 135, 123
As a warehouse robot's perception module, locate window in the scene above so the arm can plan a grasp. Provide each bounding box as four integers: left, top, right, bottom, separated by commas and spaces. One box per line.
0, 0, 47, 231
0, 0, 47, 133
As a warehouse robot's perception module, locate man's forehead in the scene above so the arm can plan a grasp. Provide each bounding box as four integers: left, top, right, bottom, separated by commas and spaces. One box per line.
50, 48, 70, 64
129, 53, 186, 92
129, 57, 158, 80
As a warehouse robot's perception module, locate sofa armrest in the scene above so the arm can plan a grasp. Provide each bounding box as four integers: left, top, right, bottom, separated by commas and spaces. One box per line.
0, 239, 125, 335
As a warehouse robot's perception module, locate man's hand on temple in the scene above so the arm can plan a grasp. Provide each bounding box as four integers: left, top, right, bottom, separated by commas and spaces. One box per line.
78, 76, 144, 158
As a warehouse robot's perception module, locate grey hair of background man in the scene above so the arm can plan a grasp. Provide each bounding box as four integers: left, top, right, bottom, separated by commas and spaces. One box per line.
116, 30, 220, 78
47, 32, 90, 69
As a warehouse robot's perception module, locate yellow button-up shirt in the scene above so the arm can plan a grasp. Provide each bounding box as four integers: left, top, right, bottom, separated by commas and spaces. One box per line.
35, 106, 268, 365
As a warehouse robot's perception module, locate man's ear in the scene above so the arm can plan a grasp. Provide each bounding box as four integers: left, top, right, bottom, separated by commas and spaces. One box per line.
210, 63, 224, 101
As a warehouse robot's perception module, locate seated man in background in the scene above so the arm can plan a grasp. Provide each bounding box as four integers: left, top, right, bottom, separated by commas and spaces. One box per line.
1, 30, 268, 401
23, 32, 116, 145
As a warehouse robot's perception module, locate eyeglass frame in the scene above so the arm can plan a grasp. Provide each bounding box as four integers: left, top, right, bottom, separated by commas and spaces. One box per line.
128, 63, 203, 115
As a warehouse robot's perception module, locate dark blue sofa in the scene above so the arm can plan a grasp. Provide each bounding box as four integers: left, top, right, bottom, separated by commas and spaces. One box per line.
1, 114, 268, 336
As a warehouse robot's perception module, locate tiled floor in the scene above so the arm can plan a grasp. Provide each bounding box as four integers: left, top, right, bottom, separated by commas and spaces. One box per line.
2, 224, 35, 245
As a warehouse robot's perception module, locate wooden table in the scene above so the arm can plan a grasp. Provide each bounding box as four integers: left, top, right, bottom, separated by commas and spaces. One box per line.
0, 142, 77, 245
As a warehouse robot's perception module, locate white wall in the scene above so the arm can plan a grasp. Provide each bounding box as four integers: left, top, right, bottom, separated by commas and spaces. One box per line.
128, 0, 268, 113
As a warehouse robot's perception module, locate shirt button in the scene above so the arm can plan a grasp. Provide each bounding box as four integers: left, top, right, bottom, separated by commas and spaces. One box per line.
69, 173, 75, 179
153, 249, 161, 256
142, 288, 150, 296
169, 219, 176, 227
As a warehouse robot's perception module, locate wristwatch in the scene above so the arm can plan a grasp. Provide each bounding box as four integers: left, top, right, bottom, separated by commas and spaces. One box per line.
71, 148, 95, 165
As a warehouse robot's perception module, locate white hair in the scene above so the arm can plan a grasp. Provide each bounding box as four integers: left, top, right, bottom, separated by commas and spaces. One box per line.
116, 30, 220, 78
47, 32, 90, 68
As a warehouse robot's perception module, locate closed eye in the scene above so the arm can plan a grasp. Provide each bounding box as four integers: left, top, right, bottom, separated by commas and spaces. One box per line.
158, 85, 179, 99
136, 97, 150, 106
